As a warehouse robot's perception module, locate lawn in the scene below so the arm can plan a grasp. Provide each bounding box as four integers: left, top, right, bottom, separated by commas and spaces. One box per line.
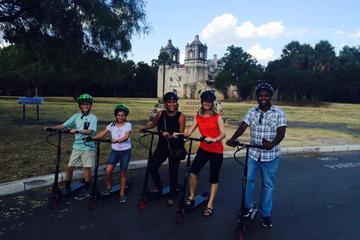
1, 97, 360, 183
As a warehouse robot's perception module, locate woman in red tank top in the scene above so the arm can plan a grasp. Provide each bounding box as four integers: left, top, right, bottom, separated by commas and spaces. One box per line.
175, 90, 226, 217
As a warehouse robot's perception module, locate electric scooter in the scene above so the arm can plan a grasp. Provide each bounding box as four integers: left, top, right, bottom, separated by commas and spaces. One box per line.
81, 137, 132, 208
83, 137, 131, 208
231, 141, 264, 240
138, 130, 181, 210
44, 128, 84, 209
176, 136, 210, 224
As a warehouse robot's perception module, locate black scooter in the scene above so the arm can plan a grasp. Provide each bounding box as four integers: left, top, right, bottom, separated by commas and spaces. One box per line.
82, 137, 111, 209
176, 136, 210, 224
138, 130, 181, 210
44, 128, 84, 209
83, 137, 131, 209
231, 141, 263, 240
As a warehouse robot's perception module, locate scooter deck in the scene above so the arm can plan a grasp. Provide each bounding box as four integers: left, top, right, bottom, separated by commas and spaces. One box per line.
109, 182, 132, 193
161, 186, 170, 195
61, 182, 84, 197
193, 191, 209, 207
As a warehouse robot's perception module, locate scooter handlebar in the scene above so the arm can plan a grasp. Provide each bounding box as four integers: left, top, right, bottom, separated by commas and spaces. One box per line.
44, 128, 71, 134
232, 141, 264, 149
82, 137, 112, 143
180, 135, 211, 144
141, 129, 161, 135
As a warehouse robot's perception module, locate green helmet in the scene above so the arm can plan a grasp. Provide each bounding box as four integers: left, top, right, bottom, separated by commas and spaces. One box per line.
114, 104, 129, 116
77, 94, 94, 105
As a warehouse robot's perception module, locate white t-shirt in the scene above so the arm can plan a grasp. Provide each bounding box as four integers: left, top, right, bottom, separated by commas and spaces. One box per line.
106, 122, 132, 151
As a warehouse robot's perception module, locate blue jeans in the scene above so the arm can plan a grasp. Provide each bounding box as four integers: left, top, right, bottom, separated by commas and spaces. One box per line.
245, 156, 280, 217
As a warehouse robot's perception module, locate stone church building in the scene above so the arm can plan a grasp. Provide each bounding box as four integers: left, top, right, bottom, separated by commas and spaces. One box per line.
157, 35, 238, 100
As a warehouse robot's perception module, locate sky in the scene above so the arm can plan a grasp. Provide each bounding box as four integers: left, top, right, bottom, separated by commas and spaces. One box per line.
129, 0, 360, 66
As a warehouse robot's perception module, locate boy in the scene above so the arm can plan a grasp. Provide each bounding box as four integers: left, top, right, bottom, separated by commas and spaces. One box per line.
44, 94, 97, 199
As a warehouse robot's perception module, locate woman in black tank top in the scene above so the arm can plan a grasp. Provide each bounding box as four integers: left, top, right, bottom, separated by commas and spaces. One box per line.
140, 92, 186, 206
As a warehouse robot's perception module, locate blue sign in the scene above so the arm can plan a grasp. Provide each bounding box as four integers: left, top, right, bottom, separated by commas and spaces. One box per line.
18, 97, 44, 105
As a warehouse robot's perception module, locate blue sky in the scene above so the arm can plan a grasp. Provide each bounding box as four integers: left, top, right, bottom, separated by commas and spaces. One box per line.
129, 0, 360, 66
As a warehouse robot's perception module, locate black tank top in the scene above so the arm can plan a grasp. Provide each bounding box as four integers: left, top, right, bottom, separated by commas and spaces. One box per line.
157, 110, 184, 149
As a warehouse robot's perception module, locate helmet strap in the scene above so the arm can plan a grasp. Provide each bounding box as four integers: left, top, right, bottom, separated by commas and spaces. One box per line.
79, 105, 91, 118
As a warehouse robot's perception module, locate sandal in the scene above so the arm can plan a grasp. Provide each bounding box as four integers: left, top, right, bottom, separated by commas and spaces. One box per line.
203, 207, 214, 217
184, 198, 195, 207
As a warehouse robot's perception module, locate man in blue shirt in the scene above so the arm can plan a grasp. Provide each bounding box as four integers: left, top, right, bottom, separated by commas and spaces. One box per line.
227, 83, 287, 228
45, 94, 97, 199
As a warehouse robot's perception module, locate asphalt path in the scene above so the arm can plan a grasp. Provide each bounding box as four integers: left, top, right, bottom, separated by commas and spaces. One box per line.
1, 151, 360, 240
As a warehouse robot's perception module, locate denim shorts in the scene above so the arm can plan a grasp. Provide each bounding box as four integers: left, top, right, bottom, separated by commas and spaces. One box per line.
107, 149, 131, 171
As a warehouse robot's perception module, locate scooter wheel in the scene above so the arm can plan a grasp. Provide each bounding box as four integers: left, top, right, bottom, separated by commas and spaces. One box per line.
176, 208, 185, 224
138, 200, 147, 210
88, 198, 97, 210
49, 197, 59, 209
239, 230, 246, 240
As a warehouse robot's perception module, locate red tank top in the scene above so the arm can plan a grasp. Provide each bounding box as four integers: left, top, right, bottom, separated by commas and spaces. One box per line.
196, 113, 224, 154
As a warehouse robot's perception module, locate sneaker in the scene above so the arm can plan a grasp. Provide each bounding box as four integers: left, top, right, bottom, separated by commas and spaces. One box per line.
243, 207, 254, 218
74, 188, 90, 200
101, 188, 112, 196
262, 217, 273, 228
119, 195, 127, 203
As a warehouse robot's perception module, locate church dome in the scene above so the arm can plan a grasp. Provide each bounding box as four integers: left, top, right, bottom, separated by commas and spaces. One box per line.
163, 39, 178, 53
189, 35, 205, 47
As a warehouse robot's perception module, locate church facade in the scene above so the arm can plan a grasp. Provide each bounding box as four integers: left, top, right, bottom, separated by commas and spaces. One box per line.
157, 35, 238, 100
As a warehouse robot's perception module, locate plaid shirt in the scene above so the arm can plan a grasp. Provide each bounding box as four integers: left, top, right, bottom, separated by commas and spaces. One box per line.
243, 105, 287, 162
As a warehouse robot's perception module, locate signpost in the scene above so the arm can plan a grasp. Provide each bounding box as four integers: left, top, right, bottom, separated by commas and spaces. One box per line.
178, 99, 200, 117
18, 97, 44, 120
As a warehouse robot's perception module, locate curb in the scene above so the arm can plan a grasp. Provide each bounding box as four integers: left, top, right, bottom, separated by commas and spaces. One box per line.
1, 144, 360, 196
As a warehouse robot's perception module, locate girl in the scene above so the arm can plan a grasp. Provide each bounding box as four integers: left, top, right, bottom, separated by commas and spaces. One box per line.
93, 104, 132, 203
176, 90, 225, 217
141, 92, 186, 206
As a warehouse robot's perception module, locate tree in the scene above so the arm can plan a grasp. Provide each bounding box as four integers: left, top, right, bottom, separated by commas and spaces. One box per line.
216, 45, 263, 100
335, 46, 360, 102
0, 0, 149, 96
214, 71, 231, 99
0, 0, 148, 57
157, 51, 170, 99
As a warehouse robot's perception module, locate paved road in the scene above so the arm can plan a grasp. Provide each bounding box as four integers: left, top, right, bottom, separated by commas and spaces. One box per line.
1, 151, 360, 240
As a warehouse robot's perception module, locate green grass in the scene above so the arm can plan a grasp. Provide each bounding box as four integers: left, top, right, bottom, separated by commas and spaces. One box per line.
1, 97, 360, 183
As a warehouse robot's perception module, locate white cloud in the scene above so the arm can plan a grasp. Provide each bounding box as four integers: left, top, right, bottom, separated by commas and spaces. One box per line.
334, 30, 344, 36
255, 21, 284, 38
247, 44, 274, 62
236, 21, 256, 39
350, 31, 360, 38
201, 13, 285, 45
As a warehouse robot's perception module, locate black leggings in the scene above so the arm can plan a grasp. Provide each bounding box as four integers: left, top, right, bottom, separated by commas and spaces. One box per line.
190, 148, 223, 184
149, 146, 186, 199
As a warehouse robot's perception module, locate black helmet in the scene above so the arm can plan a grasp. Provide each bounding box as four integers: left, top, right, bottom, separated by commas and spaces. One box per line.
255, 83, 273, 96
200, 90, 216, 102
163, 92, 179, 102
